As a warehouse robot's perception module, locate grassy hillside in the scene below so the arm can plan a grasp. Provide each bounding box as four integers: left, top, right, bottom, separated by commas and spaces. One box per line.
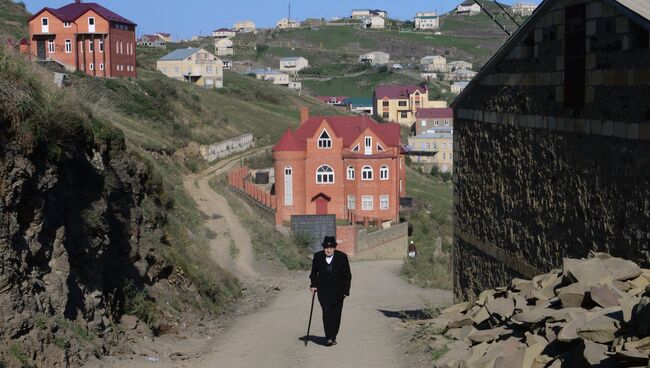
439, 2, 525, 37
0, 0, 29, 41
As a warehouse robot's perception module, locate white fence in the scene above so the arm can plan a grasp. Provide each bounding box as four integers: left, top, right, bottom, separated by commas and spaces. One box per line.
200, 133, 254, 162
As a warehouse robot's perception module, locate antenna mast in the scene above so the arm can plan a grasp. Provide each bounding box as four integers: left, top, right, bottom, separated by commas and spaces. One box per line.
289, 2, 291, 21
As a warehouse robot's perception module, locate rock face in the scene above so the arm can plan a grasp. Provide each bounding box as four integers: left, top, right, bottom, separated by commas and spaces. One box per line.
0, 113, 169, 366
431, 255, 650, 368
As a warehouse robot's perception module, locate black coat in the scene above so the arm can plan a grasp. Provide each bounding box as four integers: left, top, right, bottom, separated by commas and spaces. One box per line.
309, 250, 352, 304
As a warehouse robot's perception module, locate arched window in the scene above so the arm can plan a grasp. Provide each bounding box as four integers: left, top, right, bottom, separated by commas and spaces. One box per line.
316, 165, 334, 183
284, 166, 293, 206
380, 165, 389, 180
347, 166, 355, 180
318, 129, 332, 149
361, 166, 373, 180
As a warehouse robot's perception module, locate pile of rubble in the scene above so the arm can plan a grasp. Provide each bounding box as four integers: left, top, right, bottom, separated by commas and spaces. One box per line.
432, 253, 650, 367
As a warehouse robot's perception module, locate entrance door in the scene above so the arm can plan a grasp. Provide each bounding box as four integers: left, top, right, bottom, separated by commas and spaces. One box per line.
36, 41, 46, 60
315, 197, 328, 215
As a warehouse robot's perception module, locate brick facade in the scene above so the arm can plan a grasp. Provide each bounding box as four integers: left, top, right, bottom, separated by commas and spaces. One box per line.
28, 1, 136, 78
452, 0, 650, 301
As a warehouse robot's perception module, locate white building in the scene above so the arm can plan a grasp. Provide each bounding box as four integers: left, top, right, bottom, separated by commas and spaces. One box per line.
359, 51, 390, 65
277, 18, 299, 29
212, 28, 236, 39
511, 2, 538, 16
420, 55, 447, 72
279, 56, 309, 72
215, 38, 234, 56
249, 68, 290, 85
448, 69, 477, 81
233, 20, 256, 33
362, 16, 386, 29
288, 81, 302, 90
447, 60, 473, 71
457, 0, 481, 15
351, 9, 387, 19
414, 12, 439, 30
451, 81, 470, 94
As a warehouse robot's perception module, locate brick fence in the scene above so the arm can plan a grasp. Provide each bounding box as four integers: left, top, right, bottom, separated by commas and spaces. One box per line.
227, 166, 276, 210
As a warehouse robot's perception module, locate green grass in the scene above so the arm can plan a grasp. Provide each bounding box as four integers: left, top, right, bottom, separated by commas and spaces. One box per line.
302, 68, 421, 97
274, 26, 378, 50
0, 0, 29, 41
400, 166, 453, 290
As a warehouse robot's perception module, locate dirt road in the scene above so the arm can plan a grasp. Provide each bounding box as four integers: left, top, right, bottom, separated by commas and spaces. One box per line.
87, 149, 452, 367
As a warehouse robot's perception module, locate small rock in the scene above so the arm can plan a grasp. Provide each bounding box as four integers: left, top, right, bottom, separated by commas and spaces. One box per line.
440, 302, 468, 316
119, 315, 139, 330
486, 297, 515, 320
577, 314, 621, 343
471, 306, 490, 325
444, 325, 474, 341
557, 282, 588, 308
466, 326, 507, 343
624, 336, 650, 354
590, 282, 625, 308
582, 339, 610, 365
557, 313, 589, 342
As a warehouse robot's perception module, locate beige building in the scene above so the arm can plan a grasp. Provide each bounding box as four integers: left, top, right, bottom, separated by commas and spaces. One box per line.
212, 28, 236, 39
408, 132, 454, 172
362, 16, 386, 29
451, 81, 470, 94
420, 55, 447, 72
447, 60, 473, 71
511, 2, 538, 16
373, 85, 446, 126
448, 69, 477, 81
280, 56, 309, 72
233, 20, 256, 33
157, 48, 224, 88
277, 18, 299, 29
457, 0, 481, 15
155, 32, 172, 43
414, 12, 439, 30
215, 38, 234, 56
249, 68, 289, 85
359, 51, 390, 65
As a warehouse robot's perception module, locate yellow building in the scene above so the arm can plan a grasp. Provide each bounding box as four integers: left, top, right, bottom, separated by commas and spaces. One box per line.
373, 85, 446, 126
407, 132, 454, 172
157, 48, 223, 88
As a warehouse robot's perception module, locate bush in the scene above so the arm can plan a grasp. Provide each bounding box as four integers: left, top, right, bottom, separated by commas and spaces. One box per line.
121, 280, 157, 326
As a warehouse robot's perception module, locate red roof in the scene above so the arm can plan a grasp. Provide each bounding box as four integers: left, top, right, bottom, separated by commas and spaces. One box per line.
30, 2, 136, 26
273, 116, 401, 152
273, 129, 303, 152
374, 85, 427, 99
415, 108, 453, 119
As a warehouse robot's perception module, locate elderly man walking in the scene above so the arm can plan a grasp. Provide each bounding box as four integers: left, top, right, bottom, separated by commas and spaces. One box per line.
309, 236, 352, 346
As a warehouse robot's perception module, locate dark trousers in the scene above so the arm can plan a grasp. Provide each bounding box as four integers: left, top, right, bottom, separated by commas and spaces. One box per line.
321, 298, 344, 340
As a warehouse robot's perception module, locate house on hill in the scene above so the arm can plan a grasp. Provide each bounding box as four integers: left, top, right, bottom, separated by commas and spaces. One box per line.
412, 107, 454, 135
351, 9, 387, 19
212, 28, 236, 39
512, 2, 539, 16
452, 0, 650, 301
277, 18, 299, 29
407, 132, 454, 172
359, 51, 390, 65
373, 85, 447, 126
279, 56, 309, 72
420, 55, 447, 72
138, 34, 166, 48
448, 68, 477, 81
157, 48, 223, 88
447, 60, 473, 71
214, 38, 233, 56
343, 97, 374, 115
457, 0, 481, 15
450, 80, 470, 94
233, 20, 256, 33
272, 108, 406, 225
155, 32, 172, 42
27, 0, 137, 78
414, 12, 439, 30
362, 16, 386, 29
248, 68, 289, 85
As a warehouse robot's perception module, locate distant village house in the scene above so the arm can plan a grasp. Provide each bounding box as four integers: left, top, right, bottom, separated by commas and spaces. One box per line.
277, 18, 299, 29
457, 0, 482, 15
215, 38, 234, 56
27, 0, 137, 78
361, 16, 386, 29
420, 55, 447, 72
448, 68, 477, 81
137, 34, 166, 48
412, 107, 454, 136
157, 48, 224, 88
414, 12, 439, 30
212, 28, 236, 39
373, 85, 446, 126
233, 20, 256, 33
279, 56, 309, 72
343, 97, 374, 115
248, 68, 290, 85
511, 2, 539, 16
450, 81, 470, 94
447, 60, 473, 71
359, 51, 390, 65
154, 32, 172, 42
351, 9, 387, 19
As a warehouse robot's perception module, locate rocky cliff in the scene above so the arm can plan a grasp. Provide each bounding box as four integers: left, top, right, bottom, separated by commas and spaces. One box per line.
0, 49, 171, 367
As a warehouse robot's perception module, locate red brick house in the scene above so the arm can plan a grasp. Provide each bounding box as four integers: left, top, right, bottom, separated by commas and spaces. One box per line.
272, 108, 406, 225
27, 0, 137, 78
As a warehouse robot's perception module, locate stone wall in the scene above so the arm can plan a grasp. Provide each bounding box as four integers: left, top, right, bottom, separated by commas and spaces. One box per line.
355, 222, 408, 260
452, 0, 650, 301
201, 133, 254, 162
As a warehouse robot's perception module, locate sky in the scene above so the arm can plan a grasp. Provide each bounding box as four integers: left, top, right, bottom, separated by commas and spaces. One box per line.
24, 0, 535, 40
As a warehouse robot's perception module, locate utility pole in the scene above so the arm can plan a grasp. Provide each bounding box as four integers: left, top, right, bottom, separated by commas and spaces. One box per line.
289, 2, 291, 22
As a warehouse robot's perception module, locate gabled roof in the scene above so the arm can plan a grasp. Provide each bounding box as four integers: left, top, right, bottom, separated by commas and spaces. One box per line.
374, 85, 427, 99
415, 108, 453, 119
159, 48, 202, 61
156, 32, 171, 37
292, 116, 401, 149
30, 2, 136, 26
452, 0, 650, 109
459, 0, 477, 6
213, 28, 233, 32
343, 97, 373, 107
273, 129, 303, 151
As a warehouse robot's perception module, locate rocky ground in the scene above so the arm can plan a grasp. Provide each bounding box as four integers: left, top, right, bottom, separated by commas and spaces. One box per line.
416, 253, 650, 367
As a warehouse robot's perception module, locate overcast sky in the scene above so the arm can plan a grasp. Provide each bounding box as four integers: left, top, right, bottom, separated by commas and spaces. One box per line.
24, 0, 538, 39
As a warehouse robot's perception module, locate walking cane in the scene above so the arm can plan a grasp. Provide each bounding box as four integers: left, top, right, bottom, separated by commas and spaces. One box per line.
304, 291, 316, 346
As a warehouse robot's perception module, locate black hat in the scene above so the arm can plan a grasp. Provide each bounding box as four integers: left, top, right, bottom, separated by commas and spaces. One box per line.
322, 236, 337, 248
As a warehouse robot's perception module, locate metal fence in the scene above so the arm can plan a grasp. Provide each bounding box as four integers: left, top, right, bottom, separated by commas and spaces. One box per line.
291, 215, 336, 253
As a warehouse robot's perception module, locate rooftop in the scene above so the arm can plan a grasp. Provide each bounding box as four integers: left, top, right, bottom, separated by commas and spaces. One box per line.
374, 85, 427, 99
30, 1, 136, 26
280, 56, 306, 61
415, 108, 453, 119
159, 48, 201, 61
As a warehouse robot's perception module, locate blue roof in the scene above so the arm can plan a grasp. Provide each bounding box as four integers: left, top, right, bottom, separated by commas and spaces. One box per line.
159, 48, 201, 61
343, 97, 373, 107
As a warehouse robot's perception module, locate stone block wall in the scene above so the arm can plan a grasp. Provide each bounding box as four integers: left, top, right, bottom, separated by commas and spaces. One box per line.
355, 222, 408, 260
452, 0, 650, 301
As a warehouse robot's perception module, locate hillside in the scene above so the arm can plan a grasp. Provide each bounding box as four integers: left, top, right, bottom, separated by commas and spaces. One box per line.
0, 0, 29, 42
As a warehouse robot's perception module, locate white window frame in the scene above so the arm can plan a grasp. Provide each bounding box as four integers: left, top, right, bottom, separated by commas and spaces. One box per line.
347, 195, 356, 210
89, 63, 94, 71
41, 17, 49, 33
380, 195, 389, 210
361, 165, 373, 180
99, 63, 104, 70
65, 39, 72, 53
88, 17, 95, 32
47, 40, 55, 53
364, 136, 372, 155
347, 166, 355, 180
284, 166, 293, 206
99, 39, 104, 52
362, 195, 373, 211
318, 129, 332, 149
63, 21, 71, 28
316, 165, 334, 184
380, 165, 389, 180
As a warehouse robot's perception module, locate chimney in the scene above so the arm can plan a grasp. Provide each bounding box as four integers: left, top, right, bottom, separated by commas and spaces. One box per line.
300, 107, 309, 124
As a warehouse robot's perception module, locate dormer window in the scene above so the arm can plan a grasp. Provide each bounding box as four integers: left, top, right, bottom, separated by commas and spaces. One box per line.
377, 144, 384, 151
364, 136, 372, 155
352, 144, 359, 152
318, 130, 332, 149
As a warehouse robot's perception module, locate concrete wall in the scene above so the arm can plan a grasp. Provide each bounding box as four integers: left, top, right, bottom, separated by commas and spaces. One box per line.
453, 0, 650, 302
355, 222, 408, 260
201, 134, 253, 162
